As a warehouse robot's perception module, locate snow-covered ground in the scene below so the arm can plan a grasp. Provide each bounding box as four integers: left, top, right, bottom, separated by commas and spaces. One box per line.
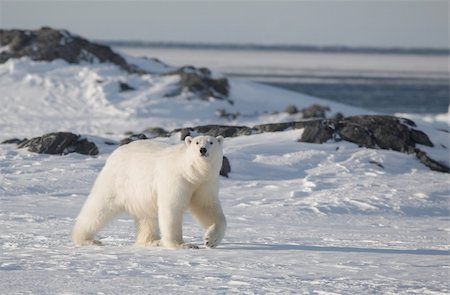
0, 53, 449, 294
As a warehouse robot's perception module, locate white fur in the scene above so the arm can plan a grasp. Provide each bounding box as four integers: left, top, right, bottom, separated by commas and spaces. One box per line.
71, 135, 226, 249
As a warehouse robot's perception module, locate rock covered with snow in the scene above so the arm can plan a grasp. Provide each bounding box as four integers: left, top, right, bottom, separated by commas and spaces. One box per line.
285, 104, 331, 119
176, 124, 254, 139
0, 27, 141, 74
299, 115, 447, 173
256, 115, 448, 173
0, 27, 231, 101
163, 66, 230, 102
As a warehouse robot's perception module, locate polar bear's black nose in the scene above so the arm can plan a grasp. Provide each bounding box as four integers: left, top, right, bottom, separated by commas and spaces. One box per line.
200, 147, 207, 155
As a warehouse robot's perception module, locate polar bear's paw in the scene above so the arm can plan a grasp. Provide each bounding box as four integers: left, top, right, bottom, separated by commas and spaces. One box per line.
204, 225, 224, 248
161, 240, 199, 249
142, 240, 161, 247
181, 243, 199, 249
204, 235, 219, 248
75, 239, 102, 246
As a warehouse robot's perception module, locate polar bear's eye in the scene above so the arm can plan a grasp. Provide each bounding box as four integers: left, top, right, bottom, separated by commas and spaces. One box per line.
209, 141, 213, 145
196, 142, 199, 145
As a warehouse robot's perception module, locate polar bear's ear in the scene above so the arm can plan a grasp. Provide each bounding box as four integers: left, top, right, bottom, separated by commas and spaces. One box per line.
185, 136, 193, 146
216, 136, 224, 144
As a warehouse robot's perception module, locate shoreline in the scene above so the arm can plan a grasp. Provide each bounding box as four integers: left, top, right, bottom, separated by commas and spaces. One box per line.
116, 46, 449, 115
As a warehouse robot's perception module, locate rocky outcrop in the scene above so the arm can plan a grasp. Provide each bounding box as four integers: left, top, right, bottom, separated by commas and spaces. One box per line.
298, 116, 432, 149
3, 132, 98, 156
253, 115, 447, 173
3, 115, 445, 173
175, 124, 254, 139
284, 104, 331, 119
163, 66, 231, 102
0, 27, 231, 101
0, 27, 142, 74
297, 116, 448, 173
1, 138, 27, 145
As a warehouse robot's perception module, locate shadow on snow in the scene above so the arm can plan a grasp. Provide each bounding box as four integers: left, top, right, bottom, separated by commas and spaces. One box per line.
224, 243, 450, 256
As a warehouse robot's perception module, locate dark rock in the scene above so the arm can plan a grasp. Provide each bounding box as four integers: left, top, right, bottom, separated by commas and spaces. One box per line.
17, 132, 98, 155
216, 109, 240, 120
416, 151, 450, 173
254, 122, 296, 133
179, 129, 191, 140
285, 104, 299, 115
120, 133, 148, 145
220, 156, 231, 178
299, 121, 335, 144
254, 121, 316, 134
298, 116, 418, 152
73, 138, 99, 155
142, 127, 170, 138
399, 118, 417, 127
1, 138, 28, 145
118, 81, 136, 92
338, 122, 376, 148
369, 160, 385, 169
175, 125, 254, 138
301, 104, 331, 119
163, 66, 231, 102
337, 116, 417, 153
410, 129, 433, 147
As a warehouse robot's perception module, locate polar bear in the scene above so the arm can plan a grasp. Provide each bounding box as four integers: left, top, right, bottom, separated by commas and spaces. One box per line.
71, 135, 226, 249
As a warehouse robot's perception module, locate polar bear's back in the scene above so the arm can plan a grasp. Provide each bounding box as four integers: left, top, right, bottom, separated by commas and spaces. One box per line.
103, 140, 184, 180
117, 139, 174, 154
109, 140, 182, 162
95, 140, 183, 216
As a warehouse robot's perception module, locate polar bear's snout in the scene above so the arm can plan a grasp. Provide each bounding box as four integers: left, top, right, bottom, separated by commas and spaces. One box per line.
200, 147, 208, 157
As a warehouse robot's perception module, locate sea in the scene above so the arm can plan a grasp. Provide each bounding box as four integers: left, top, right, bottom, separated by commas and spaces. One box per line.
111, 43, 449, 115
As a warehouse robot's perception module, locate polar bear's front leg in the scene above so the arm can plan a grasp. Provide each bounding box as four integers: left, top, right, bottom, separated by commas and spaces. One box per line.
157, 187, 199, 249
191, 185, 227, 248
158, 207, 199, 249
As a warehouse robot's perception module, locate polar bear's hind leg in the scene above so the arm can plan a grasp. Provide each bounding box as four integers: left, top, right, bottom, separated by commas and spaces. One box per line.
71, 190, 120, 246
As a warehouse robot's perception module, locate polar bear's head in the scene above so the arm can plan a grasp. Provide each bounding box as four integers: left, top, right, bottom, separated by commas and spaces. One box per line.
185, 135, 224, 162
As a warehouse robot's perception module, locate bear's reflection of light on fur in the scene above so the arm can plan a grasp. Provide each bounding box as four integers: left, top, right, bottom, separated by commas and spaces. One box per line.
71, 135, 226, 249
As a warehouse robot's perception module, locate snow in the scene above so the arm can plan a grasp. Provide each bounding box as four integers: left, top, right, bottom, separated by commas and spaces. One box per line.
0, 52, 449, 294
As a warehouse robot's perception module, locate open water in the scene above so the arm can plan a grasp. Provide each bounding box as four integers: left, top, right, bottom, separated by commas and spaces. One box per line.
116, 45, 449, 114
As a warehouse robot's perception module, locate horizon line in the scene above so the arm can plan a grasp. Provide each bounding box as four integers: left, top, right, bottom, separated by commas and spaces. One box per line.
99, 40, 450, 56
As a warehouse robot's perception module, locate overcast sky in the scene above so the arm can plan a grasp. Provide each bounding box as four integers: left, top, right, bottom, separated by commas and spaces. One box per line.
1, 1, 448, 48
